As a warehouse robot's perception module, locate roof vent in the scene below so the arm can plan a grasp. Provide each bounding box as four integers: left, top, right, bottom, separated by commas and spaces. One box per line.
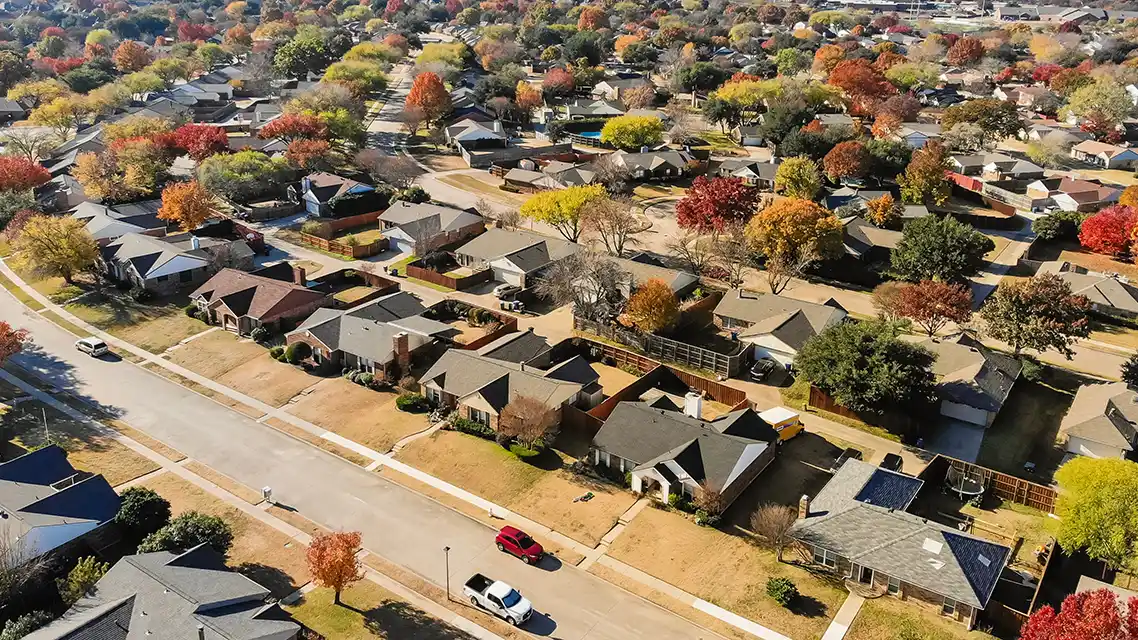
927, 558, 945, 570
978, 554, 991, 567
922, 538, 943, 554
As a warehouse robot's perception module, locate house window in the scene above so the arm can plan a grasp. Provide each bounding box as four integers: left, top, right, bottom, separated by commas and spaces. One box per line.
180, 270, 194, 282
312, 349, 322, 364
942, 598, 957, 617
887, 576, 901, 595
813, 547, 838, 569
426, 387, 441, 405
157, 274, 169, 282
470, 408, 491, 426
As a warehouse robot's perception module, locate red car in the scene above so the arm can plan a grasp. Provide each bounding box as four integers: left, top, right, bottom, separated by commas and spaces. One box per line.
495, 526, 544, 564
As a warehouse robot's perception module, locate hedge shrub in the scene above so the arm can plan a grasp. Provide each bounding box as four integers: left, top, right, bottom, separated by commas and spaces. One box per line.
451, 416, 495, 438
766, 577, 798, 607
395, 392, 430, 412
269, 346, 284, 360
284, 342, 311, 364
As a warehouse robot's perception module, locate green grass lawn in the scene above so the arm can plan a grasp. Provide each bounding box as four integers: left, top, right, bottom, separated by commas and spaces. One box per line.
976, 373, 1078, 481
286, 583, 473, 640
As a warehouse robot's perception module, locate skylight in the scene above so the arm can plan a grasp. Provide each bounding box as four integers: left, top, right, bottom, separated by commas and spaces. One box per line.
922, 538, 943, 554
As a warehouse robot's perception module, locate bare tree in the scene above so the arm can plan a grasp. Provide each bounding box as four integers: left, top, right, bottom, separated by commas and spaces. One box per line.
356, 150, 421, 189
693, 482, 725, 516
582, 197, 643, 257
764, 245, 819, 295
534, 250, 629, 322
474, 197, 520, 230
401, 105, 426, 136
0, 128, 59, 162
666, 231, 715, 275
664, 103, 699, 145
498, 395, 557, 449
591, 154, 632, 194
750, 503, 798, 562
0, 522, 50, 608
713, 224, 755, 288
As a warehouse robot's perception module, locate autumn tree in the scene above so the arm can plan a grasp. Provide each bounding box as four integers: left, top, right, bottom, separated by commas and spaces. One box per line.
1022, 588, 1138, 640
1066, 79, 1134, 139
898, 141, 951, 206
157, 181, 213, 231
981, 273, 1090, 357
774, 157, 822, 200
946, 36, 984, 66
625, 279, 679, 333
1120, 186, 1138, 208
30, 96, 90, 139
891, 214, 994, 283
405, 72, 452, 127
515, 81, 543, 117
1079, 205, 1138, 257
600, 115, 664, 151
0, 322, 28, 364
172, 124, 229, 161
519, 184, 606, 242
811, 44, 845, 76
113, 40, 151, 72
306, 531, 364, 605
12, 216, 97, 283
864, 193, 902, 227
895, 280, 972, 336
542, 67, 575, 99
871, 281, 906, 321
259, 113, 328, 142
822, 140, 871, 182
499, 396, 557, 450
0, 157, 50, 192
1051, 457, 1138, 570
6, 78, 69, 109
941, 99, 1023, 145
827, 59, 894, 113
582, 196, 642, 257
675, 176, 761, 234
745, 198, 843, 294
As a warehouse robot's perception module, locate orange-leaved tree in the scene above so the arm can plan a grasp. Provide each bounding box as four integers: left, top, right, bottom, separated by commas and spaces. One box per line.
158, 181, 214, 231
625, 278, 679, 333
405, 72, 452, 128
307, 531, 364, 605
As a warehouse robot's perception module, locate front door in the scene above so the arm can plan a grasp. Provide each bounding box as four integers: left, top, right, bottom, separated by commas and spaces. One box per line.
859, 566, 873, 584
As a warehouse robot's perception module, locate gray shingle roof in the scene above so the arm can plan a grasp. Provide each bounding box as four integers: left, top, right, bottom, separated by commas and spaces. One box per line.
419, 350, 586, 412
379, 201, 483, 237
476, 329, 552, 364
715, 290, 847, 351
921, 335, 1021, 414
455, 229, 579, 272
289, 292, 452, 364
791, 460, 1010, 609
1060, 381, 1138, 450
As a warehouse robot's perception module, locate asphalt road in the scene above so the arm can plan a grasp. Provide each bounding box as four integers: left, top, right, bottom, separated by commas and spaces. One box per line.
0, 298, 721, 640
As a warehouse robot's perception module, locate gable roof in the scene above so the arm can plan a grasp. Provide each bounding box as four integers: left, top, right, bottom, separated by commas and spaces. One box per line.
1073, 140, 1138, 159
1060, 381, 1138, 450
191, 269, 326, 322
714, 289, 847, 350
103, 233, 247, 280
790, 459, 1011, 609
920, 335, 1022, 413
455, 228, 579, 272
25, 545, 298, 640
613, 257, 698, 294
419, 350, 588, 412
476, 329, 552, 364
379, 200, 482, 239
840, 216, 902, 257
302, 172, 375, 203
290, 291, 451, 363
594, 403, 777, 492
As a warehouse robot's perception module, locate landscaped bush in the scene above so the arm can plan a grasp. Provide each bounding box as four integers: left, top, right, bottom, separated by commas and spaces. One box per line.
694, 509, 721, 527
450, 416, 495, 438
395, 392, 430, 412
467, 307, 494, 326
249, 326, 270, 343
766, 577, 798, 607
184, 303, 199, 319
269, 346, 284, 360
509, 443, 540, 459
129, 286, 152, 302
398, 375, 418, 392
1020, 356, 1044, 382
358, 372, 374, 386
342, 234, 359, 247
284, 342, 311, 364
1032, 210, 1085, 242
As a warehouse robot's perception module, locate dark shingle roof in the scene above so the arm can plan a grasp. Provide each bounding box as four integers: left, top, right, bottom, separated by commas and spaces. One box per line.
476, 330, 551, 364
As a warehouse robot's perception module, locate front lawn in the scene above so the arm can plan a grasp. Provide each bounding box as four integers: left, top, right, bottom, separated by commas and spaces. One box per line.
396, 430, 637, 546
607, 506, 847, 640
165, 330, 266, 380
66, 292, 209, 353
285, 378, 430, 453
215, 354, 317, 407
3, 400, 159, 487
846, 596, 996, 640
286, 583, 475, 640
975, 375, 1076, 481
141, 472, 310, 598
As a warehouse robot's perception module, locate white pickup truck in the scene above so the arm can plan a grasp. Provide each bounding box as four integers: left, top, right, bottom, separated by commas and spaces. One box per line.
463, 573, 533, 626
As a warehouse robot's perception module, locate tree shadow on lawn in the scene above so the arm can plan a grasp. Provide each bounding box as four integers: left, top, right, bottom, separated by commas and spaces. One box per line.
336, 599, 478, 640
789, 594, 827, 618
71, 291, 190, 329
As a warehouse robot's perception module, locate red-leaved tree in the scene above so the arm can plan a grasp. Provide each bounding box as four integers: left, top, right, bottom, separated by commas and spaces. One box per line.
896, 280, 973, 336
177, 21, 216, 42
1032, 64, 1064, 85
0, 157, 51, 192
172, 124, 229, 161
306, 531, 364, 605
675, 176, 761, 234
0, 322, 28, 364
1021, 588, 1138, 640
404, 72, 452, 126
827, 59, 894, 114
259, 113, 328, 142
946, 36, 985, 66
1079, 205, 1138, 257
823, 140, 871, 182
542, 67, 575, 99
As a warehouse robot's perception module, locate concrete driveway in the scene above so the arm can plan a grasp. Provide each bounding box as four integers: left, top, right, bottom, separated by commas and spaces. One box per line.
0, 298, 722, 640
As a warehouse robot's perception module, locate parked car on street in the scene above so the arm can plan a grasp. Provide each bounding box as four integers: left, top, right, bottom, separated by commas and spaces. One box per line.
75, 337, 109, 357
495, 526, 544, 564
831, 447, 863, 473
463, 573, 533, 626
749, 358, 778, 382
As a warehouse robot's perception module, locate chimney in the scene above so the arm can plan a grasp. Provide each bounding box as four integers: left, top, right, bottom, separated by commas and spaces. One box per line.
798, 494, 810, 519
292, 265, 306, 286
191, 236, 201, 250
492, 120, 503, 133
393, 332, 410, 369
683, 391, 703, 419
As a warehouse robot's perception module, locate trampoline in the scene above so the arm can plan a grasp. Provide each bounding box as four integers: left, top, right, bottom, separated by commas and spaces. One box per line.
946, 465, 986, 504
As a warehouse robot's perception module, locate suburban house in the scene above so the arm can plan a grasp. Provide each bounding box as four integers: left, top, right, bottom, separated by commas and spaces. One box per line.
614, 255, 700, 298
1071, 140, 1138, 169
790, 459, 1011, 629
921, 335, 1022, 427
476, 328, 553, 367
713, 290, 848, 365
1024, 178, 1120, 212
445, 118, 508, 149
716, 159, 780, 190
191, 266, 328, 336
217, 101, 283, 133
591, 77, 652, 101
292, 172, 386, 218
566, 99, 627, 119
950, 153, 1044, 181
1039, 261, 1138, 318
607, 148, 695, 181
25, 544, 299, 640
287, 291, 454, 377
810, 113, 856, 130
896, 123, 942, 148
378, 200, 485, 255
71, 200, 167, 244
823, 188, 930, 219
0, 445, 120, 560
454, 228, 579, 287
101, 232, 254, 295
839, 215, 902, 263
1059, 381, 1138, 459
591, 400, 779, 508
419, 350, 603, 430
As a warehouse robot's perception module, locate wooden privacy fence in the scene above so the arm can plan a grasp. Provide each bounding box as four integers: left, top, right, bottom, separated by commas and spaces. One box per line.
297, 232, 387, 259
919, 455, 1058, 514
573, 316, 748, 378
406, 261, 493, 291
807, 385, 919, 441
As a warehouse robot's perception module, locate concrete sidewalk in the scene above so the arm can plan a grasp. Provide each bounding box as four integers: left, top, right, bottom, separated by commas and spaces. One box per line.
820, 594, 865, 640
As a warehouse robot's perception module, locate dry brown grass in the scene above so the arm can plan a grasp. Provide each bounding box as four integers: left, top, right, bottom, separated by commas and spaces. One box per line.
66, 293, 209, 353
184, 461, 264, 505
141, 363, 266, 419
376, 466, 587, 566
216, 354, 317, 407
846, 596, 996, 640
165, 331, 266, 379
4, 401, 159, 487
397, 431, 636, 547
285, 379, 429, 453
607, 507, 846, 640
140, 472, 310, 597
592, 363, 640, 395
268, 505, 329, 539
263, 416, 373, 466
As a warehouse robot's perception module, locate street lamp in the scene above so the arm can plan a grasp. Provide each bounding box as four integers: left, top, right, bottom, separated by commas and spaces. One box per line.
443, 546, 451, 602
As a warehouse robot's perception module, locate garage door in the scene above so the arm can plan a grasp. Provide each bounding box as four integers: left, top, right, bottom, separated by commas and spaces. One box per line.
494, 268, 523, 286
941, 401, 989, 426
394, 240, 414, 254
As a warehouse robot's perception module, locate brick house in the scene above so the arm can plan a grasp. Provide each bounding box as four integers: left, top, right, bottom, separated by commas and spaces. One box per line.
378, 200, 485, 255
418, 350, 602, 430
789, 459, 1011, 629
190, 266, 328, 336
100, 232, 254, 296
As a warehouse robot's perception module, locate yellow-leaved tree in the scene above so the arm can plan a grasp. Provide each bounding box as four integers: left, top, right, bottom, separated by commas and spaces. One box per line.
519, 184, 606, 242
12, 216, 98, 284
745, 198, 843, 294
625, 278, 679, 333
